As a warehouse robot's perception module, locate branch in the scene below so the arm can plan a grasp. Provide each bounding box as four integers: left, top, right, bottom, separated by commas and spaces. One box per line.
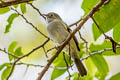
63, 52, 71, 80
91, 16, 120, 53
37, 0, 107, 80
69, 18, 82, 27
0, 0, 34, 8
6, 39, 49, 80
46, 47, 56, 53
14, 62, 67, 70
0, 48, 19, 58
68, 0, 110, 27
78, 31, 89, 53
81, 46, 120, 60
10, 7, 49, 39
42, 46, 48, 58
68, 43, 73, 70
28, 3, 46, 19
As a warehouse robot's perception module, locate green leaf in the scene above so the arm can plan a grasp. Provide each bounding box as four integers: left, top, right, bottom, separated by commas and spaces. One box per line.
79, 75, 93, 80
92, 23, 101, 41
0, 7, 10, 14
81, 0, 99, 15
51, 52, 72, 80
53, 52, 72, 67
0, 63, 10, 71
8, 41, 18, 61
71, 73, 79, 80
29, 1, 33, 4
109, 72, 120, 80
79, 43, 85, 58
90, 41, 111, 51
89, 41, 120, 55
116, 48, 120, 55
91, 54, 109, 77
1, 66, 11, 80
51, 69, 66, 80
95, 71, 106, 80
20, 3, 26, 14
79, 58, 94, 80
70, 73, 93, 80
85, 58, 96, 76
14, 47, 23, 56
103, 48, 120, 56
4, 13, 19, 33
113, 22, 120, 43
93, 0, 120, 38
13, 5, 18, 8
8, 41, 18, 53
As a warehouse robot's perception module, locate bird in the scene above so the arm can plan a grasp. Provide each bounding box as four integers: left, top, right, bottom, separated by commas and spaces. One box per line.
44, 12, 87, 76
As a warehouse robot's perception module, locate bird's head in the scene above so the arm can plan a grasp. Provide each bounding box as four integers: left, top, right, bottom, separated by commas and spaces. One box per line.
43, 12, 62, 23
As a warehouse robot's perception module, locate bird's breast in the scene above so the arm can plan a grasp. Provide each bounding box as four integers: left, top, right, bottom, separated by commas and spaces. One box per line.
47, 20, 68, 44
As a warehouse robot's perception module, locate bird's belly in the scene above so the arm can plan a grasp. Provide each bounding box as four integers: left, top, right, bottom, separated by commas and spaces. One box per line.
47, 26, 68, 44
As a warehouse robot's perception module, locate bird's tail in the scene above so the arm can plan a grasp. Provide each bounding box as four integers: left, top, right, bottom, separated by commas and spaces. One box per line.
73, 56, 87, 76
65, 40, 87, 76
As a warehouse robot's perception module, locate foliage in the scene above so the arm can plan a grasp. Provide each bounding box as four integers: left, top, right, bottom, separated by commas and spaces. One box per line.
51, 52, 72, 80
92, 0, 120, 41
4, 13, 19, 33
109, 72, 120, 80
20, 3, 27, 14
4, 3, 27, 33
91, 54, 109, 80
0, 63, 12, 80
8, 41, 23, 61
0, 0, 120, 80
0, 7, 10, 14
0, 41, 23, 80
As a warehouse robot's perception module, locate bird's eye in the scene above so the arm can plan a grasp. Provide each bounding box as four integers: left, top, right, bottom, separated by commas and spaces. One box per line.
50, 14, 54, 17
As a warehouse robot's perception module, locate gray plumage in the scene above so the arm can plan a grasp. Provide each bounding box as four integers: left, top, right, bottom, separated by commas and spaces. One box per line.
45, 12, 87, 76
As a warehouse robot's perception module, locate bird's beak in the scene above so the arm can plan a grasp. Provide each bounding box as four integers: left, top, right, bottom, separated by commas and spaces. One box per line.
42, 14, 48, 20
42, 14, 47, 16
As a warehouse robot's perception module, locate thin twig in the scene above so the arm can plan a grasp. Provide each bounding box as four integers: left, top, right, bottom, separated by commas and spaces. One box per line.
13, 62, 67, 70
23, 65, 29, 76
46, 47, 56, 53
6, 39, 49, 79
81, 46, 120, 60
91, 16, 120, 52
91, 16, 115, 40
78, 31, 89, 53
37, 0, 107, 80
68, 43, 73, 70
27, 3, 46, 19
10, 7, 49, 39
0, 0, 34, 8
63, 52, 71, 80
42, 46, 48, 58
69, 18, 82, 27
43, 47, 56, 58
0, 48, 19, 58
91, 16, 105, 34
91, 16, 109, 40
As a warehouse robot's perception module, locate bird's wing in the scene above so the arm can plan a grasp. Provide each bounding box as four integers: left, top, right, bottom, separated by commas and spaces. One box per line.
61, 21, 80, 51
67, 26, 80, 51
